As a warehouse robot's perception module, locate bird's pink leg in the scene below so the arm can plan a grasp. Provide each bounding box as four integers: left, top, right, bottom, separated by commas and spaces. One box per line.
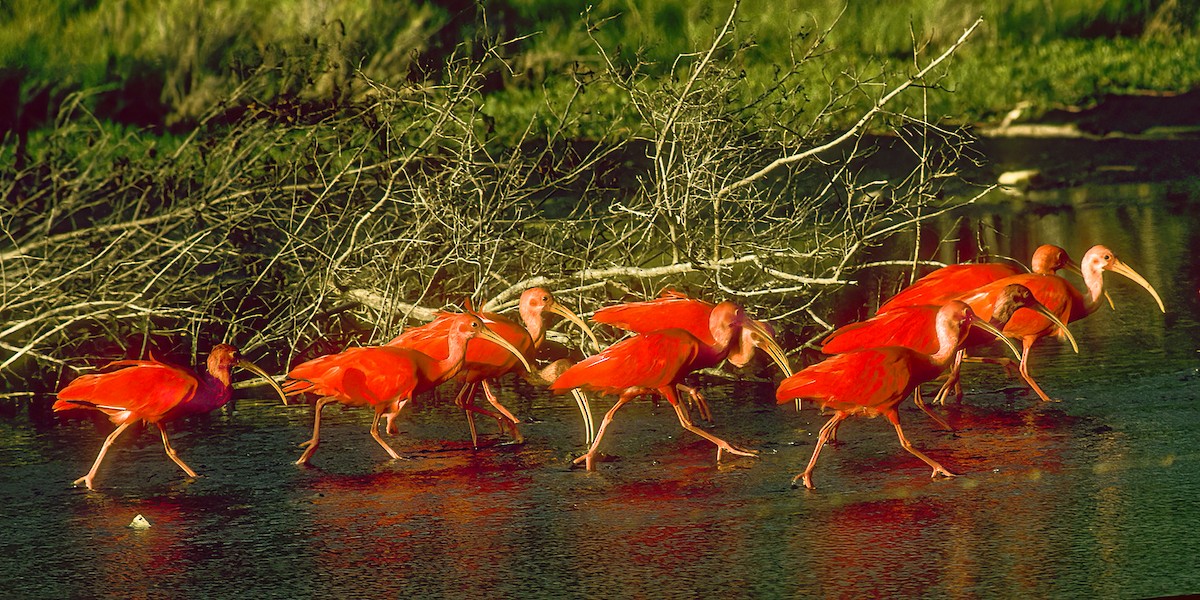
74, 421, 133, 490
933, 351, 965, 405
912, 389, 953, 431
382, 399, 409, 434
157, 423, 197, 479
573, 394, 635, 471
887, 410, 956, 479
453, 382, 481, 448
296, 397, 337, 465
793, 411, 848, 489
676, 383, 713, 423
666, 386, 756, 463
480, 380, 523, 443
370, 402, 406, 460
1017, 338, 1057, 402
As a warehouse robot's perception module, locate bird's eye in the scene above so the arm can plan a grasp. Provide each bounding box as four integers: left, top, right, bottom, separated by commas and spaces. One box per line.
1103, 254, 1112, 261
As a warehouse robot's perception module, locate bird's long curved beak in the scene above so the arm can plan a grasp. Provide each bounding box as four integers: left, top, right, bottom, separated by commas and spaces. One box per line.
1027, 303, 1080, 353
476, 325, 534, 373
745, 320, 794, 378
571, 389, 595, 445
971, 319, 1023, 361
549, 303, 602, 355
237, 359, 291, 406
1107, 258, 1166, 313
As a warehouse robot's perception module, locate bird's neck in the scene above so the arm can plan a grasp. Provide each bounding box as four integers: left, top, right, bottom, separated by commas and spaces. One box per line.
521, 310, 547, 349
929, 326, 963, 368
1080, 267, 1105, 318
190, 364, 234, 415
431, 335, 471, 383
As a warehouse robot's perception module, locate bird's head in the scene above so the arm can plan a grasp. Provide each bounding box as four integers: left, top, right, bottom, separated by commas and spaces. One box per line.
940, 301, 1022, 360
459, 312, 533, 373
992, 284, 1078, 353
1082, 245, 1165, 313
520, 287, 601, 353
711, 302, 794, 377
209, 344, 290, 406
1031, 244, 1075, 275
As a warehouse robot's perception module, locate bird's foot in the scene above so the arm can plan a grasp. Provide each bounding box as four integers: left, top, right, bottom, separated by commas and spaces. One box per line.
932, 466, 957, 479
298, 439, 316, 449
505, 422, 525, 444
790, 472, 815, 489
71, 476, 94, 490
571, 452, 597, 471
716, 444, 758, 463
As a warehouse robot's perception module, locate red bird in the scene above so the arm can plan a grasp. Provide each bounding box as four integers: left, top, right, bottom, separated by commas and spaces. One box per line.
388, 287, 600, 447
285, 312, 531, 466
776, 301, 1020, 489
549, 301, 792, 470
591, 289, 792, 418
954, 244, 1164, 402
877, 244, 1079, 314
53, 344, 287, 490
821, 284, 1079, 408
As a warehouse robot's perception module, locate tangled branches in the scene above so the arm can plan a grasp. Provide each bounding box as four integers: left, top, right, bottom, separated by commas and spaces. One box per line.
0, 8, 985, 392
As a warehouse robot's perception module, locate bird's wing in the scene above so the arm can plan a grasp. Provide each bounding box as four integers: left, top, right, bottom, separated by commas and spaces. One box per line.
549, 330, 697, 394
960, 273, 1075, 335
386, 311, 459, 348
392, 312, 532, 373
879, 264, 1019, 313
54, 361, 198, 421
776, 348, 914, 411
286, 347, 422, 405
592, 297, 715, 344
821, 307, 939, 355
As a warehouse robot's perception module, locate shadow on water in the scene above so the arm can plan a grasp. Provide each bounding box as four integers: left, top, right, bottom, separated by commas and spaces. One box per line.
3, 171, 1200, 598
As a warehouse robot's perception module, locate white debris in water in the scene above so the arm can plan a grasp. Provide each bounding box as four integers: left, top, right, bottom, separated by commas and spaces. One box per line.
128, 514, 152, 529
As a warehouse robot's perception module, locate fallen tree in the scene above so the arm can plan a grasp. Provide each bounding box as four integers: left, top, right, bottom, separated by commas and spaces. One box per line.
0, 6, 986, 392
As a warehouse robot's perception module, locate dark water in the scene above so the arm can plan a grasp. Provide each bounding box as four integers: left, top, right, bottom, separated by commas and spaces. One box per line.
3, 180, 1199, 598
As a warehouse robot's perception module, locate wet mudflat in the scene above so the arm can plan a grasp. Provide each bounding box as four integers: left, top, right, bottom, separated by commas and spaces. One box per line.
3, 179, 1199, 598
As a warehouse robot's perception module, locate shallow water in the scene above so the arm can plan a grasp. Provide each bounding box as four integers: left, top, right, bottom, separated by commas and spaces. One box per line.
3, 179, 1199, 598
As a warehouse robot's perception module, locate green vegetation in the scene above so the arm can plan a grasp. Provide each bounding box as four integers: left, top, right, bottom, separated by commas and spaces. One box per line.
2, 0, 1198, 143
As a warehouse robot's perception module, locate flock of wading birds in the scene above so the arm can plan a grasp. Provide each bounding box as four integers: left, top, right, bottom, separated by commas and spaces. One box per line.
52, 244, 1166, 491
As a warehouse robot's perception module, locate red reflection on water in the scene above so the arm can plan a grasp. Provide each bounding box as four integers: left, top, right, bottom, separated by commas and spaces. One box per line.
75, 495, 190, 599
301, 452, 531, 588
566, 464, 736, 592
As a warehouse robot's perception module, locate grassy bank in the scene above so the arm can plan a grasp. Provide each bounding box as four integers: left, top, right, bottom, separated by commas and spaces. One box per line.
2, 0, 1198, 143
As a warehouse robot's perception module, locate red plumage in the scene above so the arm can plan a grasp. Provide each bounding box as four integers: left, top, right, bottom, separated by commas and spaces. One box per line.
285, 312, 531, 466
777, 301, 994, 489
53, 344, 284, 490
877, 245, 1073, 314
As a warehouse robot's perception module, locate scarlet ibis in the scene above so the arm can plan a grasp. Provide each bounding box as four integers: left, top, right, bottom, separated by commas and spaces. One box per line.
53, 344, 288, 490
776, 301, 1020, 489
591, 289, 792, 417
955, 244, 1164, 402
388, 287, 601, 446
549, 301, 792, 470
822, 284, 1079, 408
877, 244, 1079, 314
285, 312, 531, 465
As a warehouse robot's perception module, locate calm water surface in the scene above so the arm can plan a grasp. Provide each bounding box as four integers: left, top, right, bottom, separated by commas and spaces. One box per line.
2, 179, 1199, 598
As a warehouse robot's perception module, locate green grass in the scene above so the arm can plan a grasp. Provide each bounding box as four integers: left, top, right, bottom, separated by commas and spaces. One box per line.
2, 0, 1199, 144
